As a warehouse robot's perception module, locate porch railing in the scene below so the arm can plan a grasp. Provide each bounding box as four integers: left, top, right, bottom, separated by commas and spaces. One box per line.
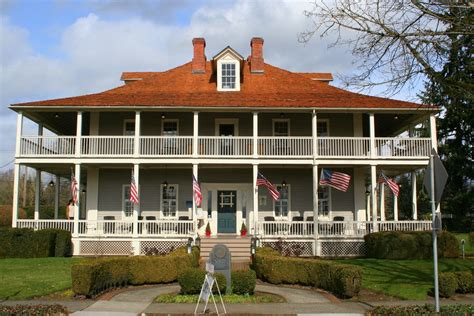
378, 220, 432, 232
18, 136, 431, 159
17, 219, 74, 232
258, 137, 312, 157
198, 136, 253, 157
78, 220, 134, 236
138, 220, 194, 236
375, 138, 431, 158
81, 136, 134, 156
20, 136, 76, 156
141, 136, 193, 156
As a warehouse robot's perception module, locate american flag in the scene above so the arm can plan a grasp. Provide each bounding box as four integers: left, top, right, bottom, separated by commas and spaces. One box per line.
71, 175, 78, 205
130, 172, 139, 205
378, 172, 400, 197
256, 172, 280, 201
193, 175, 202, 207
319, 168, 351, 192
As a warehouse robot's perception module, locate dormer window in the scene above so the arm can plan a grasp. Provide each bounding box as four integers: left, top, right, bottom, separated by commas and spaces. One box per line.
213, 46, 243, 92
222, 63, 236, 89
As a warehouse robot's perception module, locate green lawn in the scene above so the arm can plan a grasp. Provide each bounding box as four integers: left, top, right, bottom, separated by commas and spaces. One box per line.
454, 233, 474, 256
0, 257, 83, 300
337, 258, 474, 300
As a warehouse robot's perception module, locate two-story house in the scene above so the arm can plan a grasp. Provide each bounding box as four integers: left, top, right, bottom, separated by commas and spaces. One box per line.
10, 37, 436, 257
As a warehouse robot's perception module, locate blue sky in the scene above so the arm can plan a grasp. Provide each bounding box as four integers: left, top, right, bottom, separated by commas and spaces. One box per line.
0, 0, 422, 168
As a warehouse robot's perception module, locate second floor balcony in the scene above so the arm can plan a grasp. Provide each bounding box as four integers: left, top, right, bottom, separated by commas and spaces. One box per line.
18, 135, 431, 159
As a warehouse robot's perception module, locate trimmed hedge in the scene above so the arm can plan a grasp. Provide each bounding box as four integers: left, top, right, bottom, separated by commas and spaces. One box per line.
439, 271, 474, 297
368, 304, 474, 315
177, 268, 226, 294
365, 231, 460, 259
72, 246, 199, 297
0, 228, 72, 258
253, 247, 361, 298
231, 270, 256, 295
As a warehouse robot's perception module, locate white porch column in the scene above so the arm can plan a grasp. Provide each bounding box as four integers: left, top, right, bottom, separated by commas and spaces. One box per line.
429, 114, 440, 213
393, 194, 399, 221
73, 164, 81, 237
12, 163, 21, 227
34, 169, 41, 224
312, 164, 319, 256
366, 190, 371, 222
353, 167, 366, 221
192, 164, 198, 220
54, 175, 60, 219
252, 164, 259, 235
75, 112, 83, 158
86, 167, 99, 221
369, 113, 376, 158
379, 183, 385, 221
253, 112, 258, 158
412, 171, 418, 220
134, 111, 141, 157
133, 164, 140, 237
371, 165, 378, 232
312, 111, 318, 158
15, 112, 23, 157
193, 111, 199, 157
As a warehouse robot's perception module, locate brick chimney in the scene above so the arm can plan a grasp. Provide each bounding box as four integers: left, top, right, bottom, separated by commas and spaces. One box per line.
250, 37, 264, 73
192, 38, 206, 74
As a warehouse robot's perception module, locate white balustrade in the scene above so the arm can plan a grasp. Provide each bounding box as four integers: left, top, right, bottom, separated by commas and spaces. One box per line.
375, 138, 431, 158
140, 136, 193, 156
198, 137, 253, 156
258, 137, 312, 157
81, 136, 134, 156
78, 220, 134, 236
378, 221, 432, 232
138, 220, 194, 236
17, 219, 74, 232
318, 221, 372, 237
318, 137, 370, 158
20, 136, 76, 156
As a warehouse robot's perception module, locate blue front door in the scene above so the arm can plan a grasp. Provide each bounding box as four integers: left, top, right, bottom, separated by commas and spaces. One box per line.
217, 190, 237, 233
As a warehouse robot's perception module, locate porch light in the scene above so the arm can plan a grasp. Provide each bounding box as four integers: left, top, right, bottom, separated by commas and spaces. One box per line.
195, 236, 201, 248
279, 113, 284, 118
365, 190, 370, 196
162, 180, 168, 188
48, 180, 55, 187
281, 180, 287, 188
394, 115, 399, 120
54, 113, 60, 119
161, 113, 166, 119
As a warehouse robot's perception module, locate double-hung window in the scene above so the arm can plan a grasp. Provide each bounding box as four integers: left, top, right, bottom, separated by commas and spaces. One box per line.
273, 119, 290, 136
161, 184, 178, 218
274, 185, 290, 218
162, 120, 179, 136
318, 187, 330, 217
221, 63, 236, 89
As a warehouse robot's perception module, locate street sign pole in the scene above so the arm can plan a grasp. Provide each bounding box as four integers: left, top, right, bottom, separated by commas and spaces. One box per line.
430, 153, 440, 312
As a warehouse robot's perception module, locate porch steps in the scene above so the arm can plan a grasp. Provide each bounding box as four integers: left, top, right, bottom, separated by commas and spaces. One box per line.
199, 236, 252, 270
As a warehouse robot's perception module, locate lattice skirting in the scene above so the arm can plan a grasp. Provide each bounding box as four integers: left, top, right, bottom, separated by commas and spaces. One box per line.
80, 240, 133, 256
320, 240, 366, 257
261, 241, 313, 257
140, 240, 187, 255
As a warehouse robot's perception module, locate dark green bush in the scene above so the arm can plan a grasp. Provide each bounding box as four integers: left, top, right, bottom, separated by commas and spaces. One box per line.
71, 246, 199, 297
0, 304, 68, 315
0, 228, 72, 258
178, 268, 226, 294
439, 272, 458, 297
253, 247, 361, 298
231, 270, 256, 295
455, 271, 474, 294
365, 231, 460, 259
368, 304, 474, 315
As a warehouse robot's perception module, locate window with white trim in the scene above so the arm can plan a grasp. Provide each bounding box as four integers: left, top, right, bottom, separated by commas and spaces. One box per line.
317, 120, 328, 136
318, 186, 330, 217
273, 119, 290, 136
123, 119, 135, 136
161, 184, 178, 217
162, 119, 179, 136
221, 63, 236, 89
122, 185, 133, 218
274, 185, 290, 218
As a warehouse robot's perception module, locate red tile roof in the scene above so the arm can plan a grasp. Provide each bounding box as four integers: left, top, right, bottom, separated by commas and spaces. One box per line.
12, 61, 435, 110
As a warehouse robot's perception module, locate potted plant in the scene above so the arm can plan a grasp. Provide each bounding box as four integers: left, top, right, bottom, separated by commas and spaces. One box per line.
205, 222, 211, 237
240, 222, 247, 237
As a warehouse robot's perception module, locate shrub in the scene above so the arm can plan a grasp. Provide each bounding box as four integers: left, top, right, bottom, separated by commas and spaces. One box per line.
365, 231, 460, 259
0, 304, 68, 316
439, 272, 457, 297
231, 270, 256, 295
253, 247, 361, 298
455, 271, 474, 293
71, 246, 199, 297
0, 228, 72, 258
368, 304, 474, 315
178, 268, 226, 295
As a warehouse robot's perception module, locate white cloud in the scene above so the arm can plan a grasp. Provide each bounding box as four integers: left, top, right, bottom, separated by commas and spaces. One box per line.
0, 0, 357, 167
